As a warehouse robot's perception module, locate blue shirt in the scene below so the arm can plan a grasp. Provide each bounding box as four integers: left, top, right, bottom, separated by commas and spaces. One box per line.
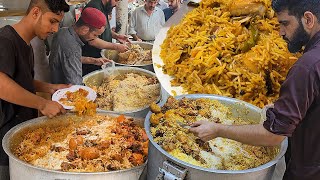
163, 8, 174, 22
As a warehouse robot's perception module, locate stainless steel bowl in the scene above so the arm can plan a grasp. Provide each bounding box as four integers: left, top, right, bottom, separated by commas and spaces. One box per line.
83, 67, 161, 118
144, 94, 288, 180
2, 113, 146, 180
101, 41, 154, 72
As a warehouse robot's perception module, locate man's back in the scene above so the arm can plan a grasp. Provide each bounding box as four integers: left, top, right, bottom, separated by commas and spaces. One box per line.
49, 27, 84, 85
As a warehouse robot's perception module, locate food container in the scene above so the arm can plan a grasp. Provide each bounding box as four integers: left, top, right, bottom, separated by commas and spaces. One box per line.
83, 67, 161, 118
2, 113, 147, 180
101, 41, 154, 72
144, 94, 288, 180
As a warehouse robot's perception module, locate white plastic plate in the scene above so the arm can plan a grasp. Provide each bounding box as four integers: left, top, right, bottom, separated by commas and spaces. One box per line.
52, 85, 97, 109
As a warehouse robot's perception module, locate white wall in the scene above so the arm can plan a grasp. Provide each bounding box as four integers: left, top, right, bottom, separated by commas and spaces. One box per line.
0, 0, 30, 9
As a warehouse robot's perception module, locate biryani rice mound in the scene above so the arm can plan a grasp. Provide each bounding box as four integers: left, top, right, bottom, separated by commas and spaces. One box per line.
160, 0, 300, 107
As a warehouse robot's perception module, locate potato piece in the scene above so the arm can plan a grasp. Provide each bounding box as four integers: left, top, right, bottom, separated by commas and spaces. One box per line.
150, 102, 161, 113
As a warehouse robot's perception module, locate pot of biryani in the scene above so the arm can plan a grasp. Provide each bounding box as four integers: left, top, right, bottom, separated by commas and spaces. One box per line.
2, 113, 148, 180
101, 42, 154, 72
83, 67, 161, 118
145, 94, 287, 180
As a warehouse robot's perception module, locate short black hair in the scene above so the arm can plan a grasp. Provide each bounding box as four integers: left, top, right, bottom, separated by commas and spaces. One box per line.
272, 0, 320, 20
27, 0, 69, 14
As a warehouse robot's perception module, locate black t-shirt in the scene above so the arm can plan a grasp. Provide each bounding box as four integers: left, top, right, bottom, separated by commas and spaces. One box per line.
0, 25, 37, 165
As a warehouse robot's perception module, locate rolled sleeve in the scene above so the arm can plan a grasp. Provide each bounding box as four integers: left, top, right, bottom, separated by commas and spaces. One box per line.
263, 63, 318, 136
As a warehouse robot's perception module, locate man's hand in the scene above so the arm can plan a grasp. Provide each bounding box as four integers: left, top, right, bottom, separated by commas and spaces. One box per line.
189, 121, 219, 141
48, 84, 72, 94
116, 34, 131, 44
92, 58, 112, 66
115, 43, 129, 52
38, 100, 66, 118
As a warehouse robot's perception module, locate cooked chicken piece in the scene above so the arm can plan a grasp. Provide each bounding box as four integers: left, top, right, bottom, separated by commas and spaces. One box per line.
229, 0, 267, 16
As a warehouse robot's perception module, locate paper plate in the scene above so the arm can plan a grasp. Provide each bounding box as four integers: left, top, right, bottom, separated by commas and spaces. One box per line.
152, 1, 196, 96
52, 85, 97, 109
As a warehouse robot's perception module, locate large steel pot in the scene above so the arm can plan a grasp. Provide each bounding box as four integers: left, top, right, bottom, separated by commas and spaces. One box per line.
2, 113, 146, 180
101, 41, 154, 72
83, 67, 162, 118
144, 94, 288, 180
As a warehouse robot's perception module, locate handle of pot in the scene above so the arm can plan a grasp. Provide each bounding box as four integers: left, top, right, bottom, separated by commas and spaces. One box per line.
156, 161, 187, 180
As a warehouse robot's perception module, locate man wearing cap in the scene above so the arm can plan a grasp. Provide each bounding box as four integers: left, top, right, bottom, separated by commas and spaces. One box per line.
81, 0, 130, 76
129, 0, 165, 42
49, 7, 111, 85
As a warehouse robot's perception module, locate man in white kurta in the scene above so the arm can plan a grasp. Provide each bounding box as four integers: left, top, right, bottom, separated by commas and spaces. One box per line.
129, 0, 165, 42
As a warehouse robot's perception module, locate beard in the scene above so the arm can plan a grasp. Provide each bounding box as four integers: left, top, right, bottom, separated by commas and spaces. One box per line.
284, 21, 310, 53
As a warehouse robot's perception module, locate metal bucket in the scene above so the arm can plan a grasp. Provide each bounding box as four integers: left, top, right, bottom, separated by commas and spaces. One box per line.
83, 67, 161, 118
2, 113, 146, 180
144, 94, 288, 180
101, 41, 154, 72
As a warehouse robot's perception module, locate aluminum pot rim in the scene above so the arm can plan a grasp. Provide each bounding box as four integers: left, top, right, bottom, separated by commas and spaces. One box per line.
144, 94, 288, 174
83, 67, 162, 114
2, 113, 147, 175
100, 41, 153, 67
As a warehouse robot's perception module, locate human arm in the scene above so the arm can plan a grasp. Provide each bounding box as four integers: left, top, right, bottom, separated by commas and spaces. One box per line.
88, 38, 128, 52
33, 80, 71, 94
128, 10, 142, 42
191, 63, 318, 146
190, 121, 285, 146
81, 56, 112, 66
112, 31, 131, 44
0, 72, 66, 118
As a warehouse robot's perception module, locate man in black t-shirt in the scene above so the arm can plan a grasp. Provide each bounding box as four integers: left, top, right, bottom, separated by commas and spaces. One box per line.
0, 0, 69, 179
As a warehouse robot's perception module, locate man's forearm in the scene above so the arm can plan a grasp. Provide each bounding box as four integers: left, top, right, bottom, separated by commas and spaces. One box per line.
111, 31, 118, 39
130, 34, 140, 41
81, 56, 94, 64
0, 72, 46, 110
33, 80, 52, 93
88, 38, 118, 50
217, 124, 285, 146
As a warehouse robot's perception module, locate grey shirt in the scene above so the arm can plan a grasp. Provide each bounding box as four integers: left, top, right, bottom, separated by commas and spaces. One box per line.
128, 6, 165, 41
49, 27, 85, 85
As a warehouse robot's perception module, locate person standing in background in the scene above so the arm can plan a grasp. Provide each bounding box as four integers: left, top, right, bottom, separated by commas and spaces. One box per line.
0, 0, 70, 179
129, 0, 165, 42
156, 0, 168, 10
163, 0, 181, 21
81, 0, 130, 75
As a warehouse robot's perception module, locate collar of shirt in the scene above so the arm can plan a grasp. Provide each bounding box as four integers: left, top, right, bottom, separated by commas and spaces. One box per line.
304, 30, 320, 52
68, 27, 85, 47
141, 6, 158, 16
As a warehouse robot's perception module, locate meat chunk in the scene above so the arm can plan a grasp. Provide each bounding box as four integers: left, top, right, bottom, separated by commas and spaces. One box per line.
229, 0, 267, 16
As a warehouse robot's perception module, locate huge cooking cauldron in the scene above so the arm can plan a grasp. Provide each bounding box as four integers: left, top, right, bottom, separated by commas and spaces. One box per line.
2, 113, 146, 180
144, 94, 287, 180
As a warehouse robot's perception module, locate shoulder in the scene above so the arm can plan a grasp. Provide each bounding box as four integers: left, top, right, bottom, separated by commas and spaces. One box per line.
294, 47, 320, 71
155, 7, 165, 15
0, 27, 16, 52
52, 28, 75, 46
